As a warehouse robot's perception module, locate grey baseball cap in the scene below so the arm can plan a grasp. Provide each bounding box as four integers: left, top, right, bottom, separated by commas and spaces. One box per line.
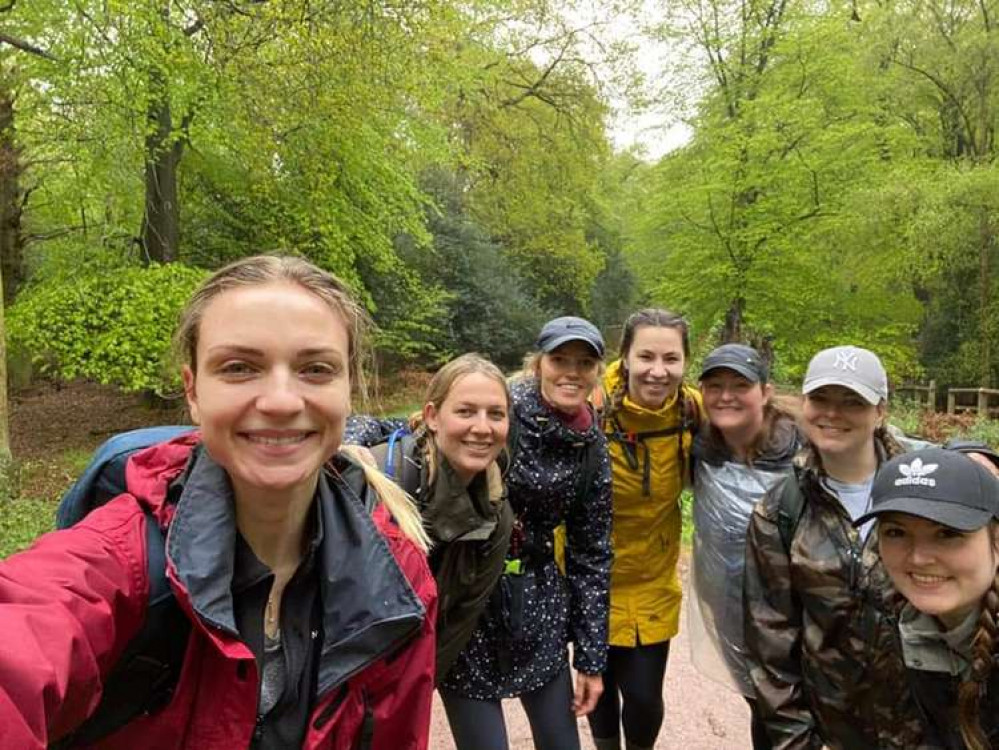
536, 316, 605, 358
700, 343, 769, 383
802, 345, 887, 405
855, 448, 999, 531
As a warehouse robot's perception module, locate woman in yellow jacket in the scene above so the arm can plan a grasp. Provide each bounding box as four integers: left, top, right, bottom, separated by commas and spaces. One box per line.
588, 308, 702, 750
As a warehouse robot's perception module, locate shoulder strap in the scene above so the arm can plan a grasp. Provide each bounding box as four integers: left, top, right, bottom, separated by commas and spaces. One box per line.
384, 427, 407, 479
50, 509, 189, 749
371, 428, 422, 499
776, 466, 806, 552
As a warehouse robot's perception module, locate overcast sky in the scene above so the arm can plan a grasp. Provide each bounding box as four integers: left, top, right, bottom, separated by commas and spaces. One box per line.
562, 0, 698, 160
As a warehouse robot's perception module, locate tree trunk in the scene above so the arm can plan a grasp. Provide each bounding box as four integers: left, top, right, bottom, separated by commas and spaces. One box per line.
721, 295, 745, 343
0, 258, 12, 467
139, 67, 181, 264
980, 208, 994, 387
0, 80, 24, 304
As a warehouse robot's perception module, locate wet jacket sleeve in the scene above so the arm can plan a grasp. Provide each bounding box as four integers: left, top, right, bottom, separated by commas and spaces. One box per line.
743, 485, 821, 750
368, 525, 439, 750
0, 499, 148, 749
565, 437, 613, 675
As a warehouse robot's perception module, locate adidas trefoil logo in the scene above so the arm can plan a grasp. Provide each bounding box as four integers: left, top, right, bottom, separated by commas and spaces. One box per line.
894, 458, 938, 488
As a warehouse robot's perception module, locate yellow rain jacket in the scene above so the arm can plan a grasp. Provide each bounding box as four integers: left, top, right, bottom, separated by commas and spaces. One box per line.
602, 359, 702, 647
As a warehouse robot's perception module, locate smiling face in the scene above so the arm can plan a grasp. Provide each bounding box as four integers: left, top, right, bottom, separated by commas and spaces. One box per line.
879, 513, 999, 629
624, 325, 685, 409
538, 340, 600, 414
701, 369, 771, 439
182, 281, 351, 505
802, 385, 884, 462
424, 372, 509, 485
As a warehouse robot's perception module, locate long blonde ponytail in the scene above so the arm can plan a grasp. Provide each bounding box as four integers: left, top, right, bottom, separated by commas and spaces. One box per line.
339, 445, 430, 552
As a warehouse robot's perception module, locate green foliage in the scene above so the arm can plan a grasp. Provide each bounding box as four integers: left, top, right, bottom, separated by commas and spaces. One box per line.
8, 262, 207, 394
0, 497, 54, 559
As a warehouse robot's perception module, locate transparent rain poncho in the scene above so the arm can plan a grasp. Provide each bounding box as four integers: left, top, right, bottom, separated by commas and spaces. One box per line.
688, 457, 794, 695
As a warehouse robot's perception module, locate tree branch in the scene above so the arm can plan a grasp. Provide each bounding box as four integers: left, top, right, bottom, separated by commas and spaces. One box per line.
0, 32, 55, 60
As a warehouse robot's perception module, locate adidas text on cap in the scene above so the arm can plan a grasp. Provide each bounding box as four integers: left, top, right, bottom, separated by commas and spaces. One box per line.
802, 345, 888, 405
855, 447, 999, 532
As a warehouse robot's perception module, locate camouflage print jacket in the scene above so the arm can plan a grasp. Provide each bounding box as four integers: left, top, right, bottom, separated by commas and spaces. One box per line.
743, 435, 930, 750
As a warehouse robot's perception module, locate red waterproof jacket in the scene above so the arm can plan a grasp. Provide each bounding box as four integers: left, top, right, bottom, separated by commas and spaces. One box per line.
0, 434, 437, 749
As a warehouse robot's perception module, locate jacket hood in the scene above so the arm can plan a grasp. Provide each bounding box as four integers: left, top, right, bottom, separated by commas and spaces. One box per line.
695, 411, 803, 471
127, 437, 427, 692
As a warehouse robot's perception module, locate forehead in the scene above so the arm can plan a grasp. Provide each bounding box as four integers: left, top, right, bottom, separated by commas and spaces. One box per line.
546, 340, 599, 359
630, 324, 683, 352
197, 282, 348, 354
701, 368, 754, 386
805, 384, 864, 401
444, 372, 507, 404
880, 512, 945, 531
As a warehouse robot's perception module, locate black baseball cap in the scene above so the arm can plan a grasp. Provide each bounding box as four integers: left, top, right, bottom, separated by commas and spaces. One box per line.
855, 447, 999, 532
536, 316, 605, 358
700, 343, 769, 383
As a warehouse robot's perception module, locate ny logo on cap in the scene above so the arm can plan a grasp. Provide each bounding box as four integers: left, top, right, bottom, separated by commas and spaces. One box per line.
894, 458, 938, 488
834, 351, 858, 371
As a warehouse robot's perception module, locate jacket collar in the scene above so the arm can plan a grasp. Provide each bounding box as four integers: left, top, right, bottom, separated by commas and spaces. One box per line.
695, 412, 802, 470
421, 452, 504, 543
510, 377, 602, 444
148, 442, 425, 691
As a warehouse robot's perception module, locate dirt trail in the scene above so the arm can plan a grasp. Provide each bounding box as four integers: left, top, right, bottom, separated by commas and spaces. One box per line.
429, 596, 751, 750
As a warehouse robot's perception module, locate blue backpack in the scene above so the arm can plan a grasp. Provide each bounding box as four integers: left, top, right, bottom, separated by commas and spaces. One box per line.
51, 425, 193, 748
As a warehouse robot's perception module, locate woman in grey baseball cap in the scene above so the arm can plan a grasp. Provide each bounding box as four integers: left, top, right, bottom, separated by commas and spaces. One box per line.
858, 447, 999, 750
742, 345, 926, 748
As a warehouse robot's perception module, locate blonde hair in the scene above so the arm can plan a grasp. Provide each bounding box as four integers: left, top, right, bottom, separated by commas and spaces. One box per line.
408, 353, 509, 485
176, 254, 426, 550
340, 446, 430, 551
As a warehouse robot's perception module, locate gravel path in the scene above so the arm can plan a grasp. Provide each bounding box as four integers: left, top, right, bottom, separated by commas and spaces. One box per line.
430, 567, 751, 750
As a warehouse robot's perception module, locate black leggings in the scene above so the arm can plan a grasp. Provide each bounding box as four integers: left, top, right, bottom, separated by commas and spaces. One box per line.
587, 641, 671, 748
439, 667, 580, 750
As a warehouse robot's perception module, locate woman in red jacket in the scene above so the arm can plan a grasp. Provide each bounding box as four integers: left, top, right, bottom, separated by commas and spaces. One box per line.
0, 255, 438, 749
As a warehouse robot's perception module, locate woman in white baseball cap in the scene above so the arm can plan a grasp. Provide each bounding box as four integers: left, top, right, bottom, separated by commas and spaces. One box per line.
742, 345, 926, 748
858, 447, 999, 750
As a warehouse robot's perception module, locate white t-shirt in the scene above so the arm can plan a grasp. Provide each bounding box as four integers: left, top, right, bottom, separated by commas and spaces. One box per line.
823, 474, 875, 540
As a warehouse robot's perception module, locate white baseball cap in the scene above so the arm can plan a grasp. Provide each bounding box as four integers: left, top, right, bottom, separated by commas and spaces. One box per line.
802, 345, 888, 405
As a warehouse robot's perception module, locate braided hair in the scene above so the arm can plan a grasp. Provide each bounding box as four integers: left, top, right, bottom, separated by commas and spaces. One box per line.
958, 551, 999, 750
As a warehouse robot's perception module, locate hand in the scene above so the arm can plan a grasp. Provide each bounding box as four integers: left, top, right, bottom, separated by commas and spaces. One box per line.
572, 672, 603, 716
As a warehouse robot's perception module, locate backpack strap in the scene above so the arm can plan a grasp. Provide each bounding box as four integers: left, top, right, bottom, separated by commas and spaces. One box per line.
50, 509, 189, 749
776, 466, 806, 552
371, 428, 423, 500
384, 427, 406, 479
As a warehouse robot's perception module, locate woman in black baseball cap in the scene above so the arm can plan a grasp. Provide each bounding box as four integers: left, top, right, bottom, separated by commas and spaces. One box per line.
858, 447, 999, 750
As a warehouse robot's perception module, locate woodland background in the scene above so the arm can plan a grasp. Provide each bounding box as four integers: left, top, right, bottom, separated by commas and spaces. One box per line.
0, 0, 995, 435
